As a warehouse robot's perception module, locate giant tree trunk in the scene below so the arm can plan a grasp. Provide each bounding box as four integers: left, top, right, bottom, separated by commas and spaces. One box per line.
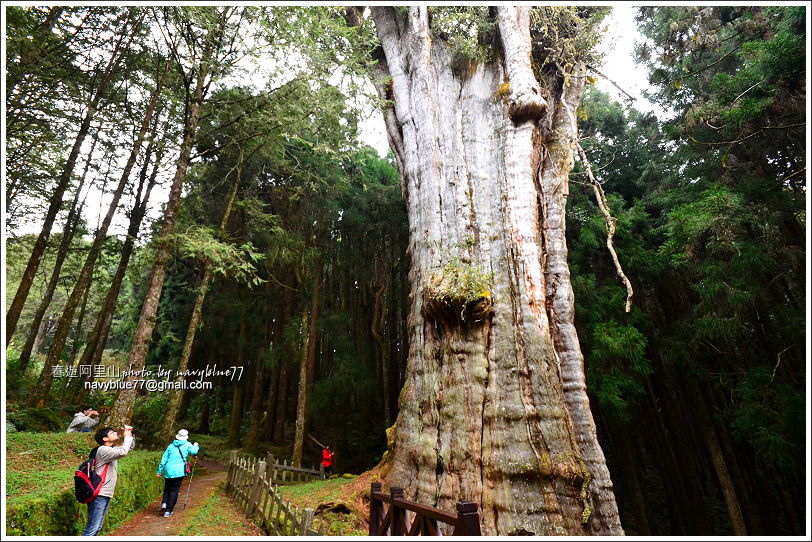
371, 6, 621, 535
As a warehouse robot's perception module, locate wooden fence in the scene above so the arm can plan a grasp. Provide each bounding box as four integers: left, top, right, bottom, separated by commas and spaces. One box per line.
369, 482, 482, 536
226, 452, 327, 536
263, 453, 324, 484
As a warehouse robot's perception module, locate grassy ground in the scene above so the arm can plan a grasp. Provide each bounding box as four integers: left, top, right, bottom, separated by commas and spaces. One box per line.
276, 471, 388, 536
181, 481, 265, 536
6, 431, 97, 496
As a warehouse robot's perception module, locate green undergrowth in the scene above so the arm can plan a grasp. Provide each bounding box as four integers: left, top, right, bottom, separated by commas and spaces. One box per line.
5, 431, 163, 535
192, 434, 232, 464
277, 476, 366, 535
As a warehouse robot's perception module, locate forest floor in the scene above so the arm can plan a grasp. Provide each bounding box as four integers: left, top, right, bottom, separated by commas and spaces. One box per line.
109, 458, 264, 536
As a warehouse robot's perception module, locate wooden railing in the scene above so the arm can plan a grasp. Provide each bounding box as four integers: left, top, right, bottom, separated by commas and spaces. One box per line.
263, 453, 324, 484
369, 483, 482, 536
226, 452, 326, 536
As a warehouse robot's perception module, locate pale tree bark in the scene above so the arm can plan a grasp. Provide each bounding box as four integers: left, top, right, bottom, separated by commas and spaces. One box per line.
370, 6, 622, 535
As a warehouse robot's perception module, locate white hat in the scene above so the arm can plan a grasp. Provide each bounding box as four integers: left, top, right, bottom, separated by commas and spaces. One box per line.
175, 429, 189, 441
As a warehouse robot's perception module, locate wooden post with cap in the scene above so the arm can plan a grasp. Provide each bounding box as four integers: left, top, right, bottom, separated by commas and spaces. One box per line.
455, 501, 481, 536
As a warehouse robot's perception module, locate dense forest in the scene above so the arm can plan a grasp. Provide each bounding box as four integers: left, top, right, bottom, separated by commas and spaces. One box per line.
4, 5, 807, 536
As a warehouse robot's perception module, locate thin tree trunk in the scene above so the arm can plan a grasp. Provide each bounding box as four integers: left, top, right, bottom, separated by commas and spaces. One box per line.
106, 15, 225, 428
371, 258, 390, 426
684, 377, 747, 535
262, 363, 280, 438
6, 11, 137, 343
244, 363, 266, 452
262, 310, 286, 438
16, 133, 98, 372
30, 314, 51, 357
74, 139, 164, 393
67, 273, 93, 366
32, 65, 165, 406
273, 362, 289, 444
370, 6, 621, 535
609, 413, 652, 535
197, 397, 211, 434
292, 311, 312, 467
161, 176, 240, 437
227, 381, 246, 449
292, 278, 322, 467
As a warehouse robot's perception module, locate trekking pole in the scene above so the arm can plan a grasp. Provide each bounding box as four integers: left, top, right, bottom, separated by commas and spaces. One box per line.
183, 456, 197, 509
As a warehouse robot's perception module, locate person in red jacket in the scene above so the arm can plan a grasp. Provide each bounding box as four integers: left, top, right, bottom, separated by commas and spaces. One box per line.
321, 446, 335, 478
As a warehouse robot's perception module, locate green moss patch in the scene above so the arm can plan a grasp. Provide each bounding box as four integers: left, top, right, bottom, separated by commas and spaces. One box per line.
277, 477, 366, 535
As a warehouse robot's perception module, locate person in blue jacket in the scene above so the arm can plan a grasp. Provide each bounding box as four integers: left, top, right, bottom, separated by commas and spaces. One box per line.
156, 429, 200, 517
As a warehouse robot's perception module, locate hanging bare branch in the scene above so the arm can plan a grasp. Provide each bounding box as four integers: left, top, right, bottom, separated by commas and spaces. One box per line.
586, 64, 637, 102
576, 142, 634, 313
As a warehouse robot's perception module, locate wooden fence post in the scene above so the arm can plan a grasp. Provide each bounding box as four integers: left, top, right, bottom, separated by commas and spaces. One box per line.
247, 459, 266, 517
369, 482, 382, 535
456, 501, 481, 536
391, 487, 405, 536
300, 508, 314, 535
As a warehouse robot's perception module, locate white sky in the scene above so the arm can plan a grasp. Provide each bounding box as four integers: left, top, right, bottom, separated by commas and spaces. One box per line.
594, 5, 657, 111
5, 4, 654, 238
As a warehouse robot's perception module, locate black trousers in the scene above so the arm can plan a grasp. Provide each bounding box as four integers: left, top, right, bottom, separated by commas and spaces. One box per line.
162, 476, 184, 512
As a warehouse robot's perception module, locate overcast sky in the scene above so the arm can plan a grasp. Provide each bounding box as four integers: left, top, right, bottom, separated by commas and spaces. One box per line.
7, 5, 655, 238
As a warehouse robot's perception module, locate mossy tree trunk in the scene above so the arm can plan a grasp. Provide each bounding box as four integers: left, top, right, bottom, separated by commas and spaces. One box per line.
371, 6, 621, 535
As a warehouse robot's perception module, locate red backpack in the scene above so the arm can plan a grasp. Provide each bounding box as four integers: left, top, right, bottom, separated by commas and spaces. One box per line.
74, 447, 109, 503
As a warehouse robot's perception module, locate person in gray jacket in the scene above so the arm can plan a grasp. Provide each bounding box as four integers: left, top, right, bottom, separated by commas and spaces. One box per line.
81, 425, 134, 536
67, 406, 99, 433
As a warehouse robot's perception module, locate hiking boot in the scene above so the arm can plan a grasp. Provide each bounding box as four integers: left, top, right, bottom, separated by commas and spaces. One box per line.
163, 511, 173, 517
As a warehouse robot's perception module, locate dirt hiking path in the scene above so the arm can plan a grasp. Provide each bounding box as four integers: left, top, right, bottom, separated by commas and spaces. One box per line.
108, 458, 263, 536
